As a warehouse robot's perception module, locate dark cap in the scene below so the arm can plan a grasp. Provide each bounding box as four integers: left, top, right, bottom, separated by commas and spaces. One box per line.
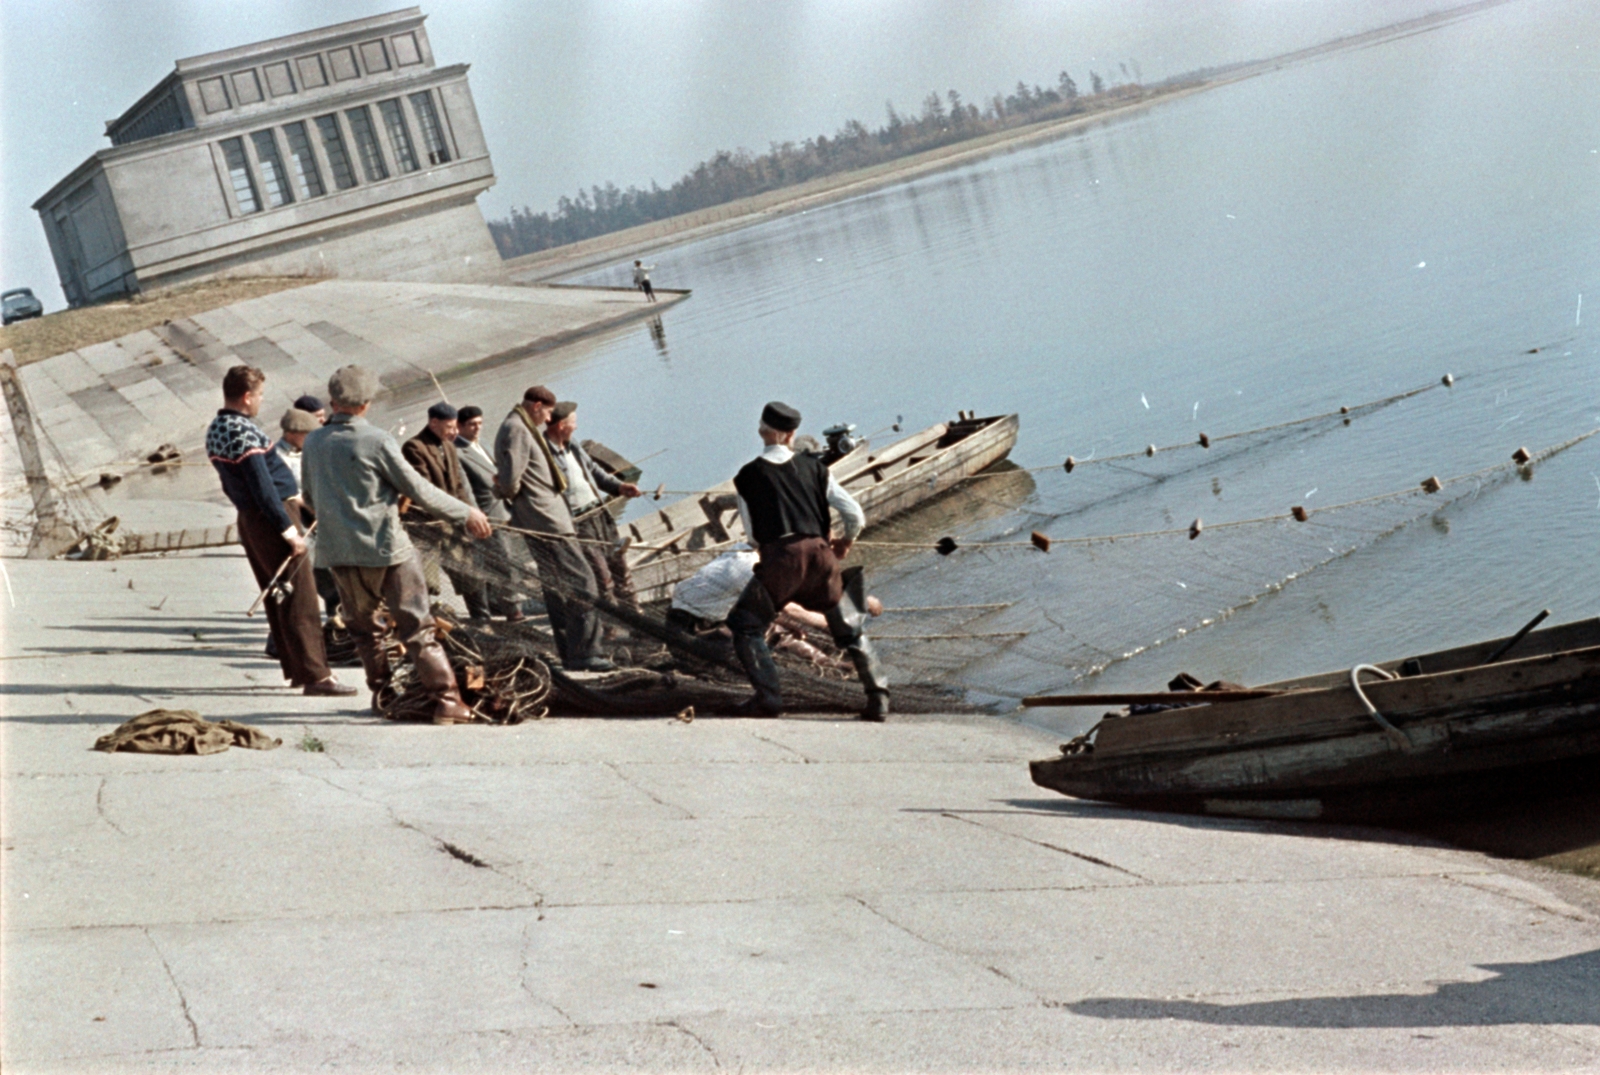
293, 394, 325, 414
456, 405, 483, 422
328, 365, 381, 407
550, 400, 577, 422
523, 385, 557, 406
427, 402, 458, 422
761, 401, 801, 432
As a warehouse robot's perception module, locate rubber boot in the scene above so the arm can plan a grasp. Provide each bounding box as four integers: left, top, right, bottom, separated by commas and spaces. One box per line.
353, 635, 392, 715
411, 641, 474, 725
826, 567, 890, 721
728, 579, 784, 715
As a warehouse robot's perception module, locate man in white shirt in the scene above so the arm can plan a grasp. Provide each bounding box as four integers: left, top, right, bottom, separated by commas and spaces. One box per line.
545, 401, 643, 611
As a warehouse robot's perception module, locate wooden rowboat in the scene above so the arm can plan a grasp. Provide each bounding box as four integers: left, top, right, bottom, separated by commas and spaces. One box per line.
1026, 616, 1600, 821
613, 413, 1019, 606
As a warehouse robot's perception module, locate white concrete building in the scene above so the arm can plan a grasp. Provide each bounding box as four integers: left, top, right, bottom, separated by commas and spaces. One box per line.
33, 8, 502, 306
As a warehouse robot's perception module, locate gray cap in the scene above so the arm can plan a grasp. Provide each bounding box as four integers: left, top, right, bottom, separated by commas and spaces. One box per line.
550, 400, 577, 422
328, 365, 380, 407
280, 408, 319, 433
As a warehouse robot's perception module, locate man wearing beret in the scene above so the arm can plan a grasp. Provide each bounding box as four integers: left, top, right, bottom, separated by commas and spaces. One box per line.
293, 394, 328, 425
493, 386, 613, 671
402, 402, 488, 619
545, 400, 644, 612
206, 365, 353, 698
301, 365, 492, 724
728, 401, 889, 719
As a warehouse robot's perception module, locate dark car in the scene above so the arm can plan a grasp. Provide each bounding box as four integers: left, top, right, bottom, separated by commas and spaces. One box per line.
2, 287, 44, 325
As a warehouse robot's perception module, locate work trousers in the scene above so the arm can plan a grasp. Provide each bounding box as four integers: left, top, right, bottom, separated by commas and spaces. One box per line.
523, 532, 602, 666
574, 508, 637, 610
329, 555, 436, 661
237, 505, 332, 687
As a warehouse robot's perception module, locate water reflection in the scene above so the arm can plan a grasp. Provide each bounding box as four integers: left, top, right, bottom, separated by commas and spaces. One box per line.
646, 316, 669, 360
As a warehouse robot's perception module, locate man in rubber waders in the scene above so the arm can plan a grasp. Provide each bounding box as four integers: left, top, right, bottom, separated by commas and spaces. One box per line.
728, 401, 889, 720
300, 365, 493, 724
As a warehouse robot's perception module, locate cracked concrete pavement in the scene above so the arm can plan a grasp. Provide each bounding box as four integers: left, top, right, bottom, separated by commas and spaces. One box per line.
3, 551, 1599, 1072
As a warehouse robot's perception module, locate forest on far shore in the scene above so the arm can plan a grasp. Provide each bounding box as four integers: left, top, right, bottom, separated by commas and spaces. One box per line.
488, 64, 1171, 258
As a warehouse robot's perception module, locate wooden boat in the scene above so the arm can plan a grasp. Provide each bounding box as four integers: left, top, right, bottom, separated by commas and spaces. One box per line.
605, 413, 1019, 606
1026, 616, 1600, 822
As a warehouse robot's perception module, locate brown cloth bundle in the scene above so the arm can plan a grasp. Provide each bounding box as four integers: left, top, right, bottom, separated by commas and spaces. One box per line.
93, 710, 282, 755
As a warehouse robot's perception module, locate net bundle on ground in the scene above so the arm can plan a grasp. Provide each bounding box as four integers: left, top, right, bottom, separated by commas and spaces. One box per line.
397, 515, 968, 719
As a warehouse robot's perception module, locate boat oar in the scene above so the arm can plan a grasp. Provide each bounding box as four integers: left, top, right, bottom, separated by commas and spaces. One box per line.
1022, 689, 1283, 707
1484, 608, 1550, 664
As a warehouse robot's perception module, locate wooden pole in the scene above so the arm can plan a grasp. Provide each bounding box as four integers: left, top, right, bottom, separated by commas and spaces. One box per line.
0, 349, 79, 558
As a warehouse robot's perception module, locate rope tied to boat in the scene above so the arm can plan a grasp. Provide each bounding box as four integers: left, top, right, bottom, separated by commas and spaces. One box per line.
1349, 664, 1414, 751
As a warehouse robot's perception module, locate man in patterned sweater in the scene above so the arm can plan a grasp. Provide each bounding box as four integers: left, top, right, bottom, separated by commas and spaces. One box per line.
205, 365, 354, 698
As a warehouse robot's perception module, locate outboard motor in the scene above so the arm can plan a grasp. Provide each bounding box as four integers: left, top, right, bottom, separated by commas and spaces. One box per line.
821, 423, 859, 465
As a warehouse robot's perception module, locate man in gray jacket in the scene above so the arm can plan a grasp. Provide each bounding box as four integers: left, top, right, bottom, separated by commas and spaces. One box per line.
302, 365, 492, 724
455, 405, 526, 622
492, 385, 612, 671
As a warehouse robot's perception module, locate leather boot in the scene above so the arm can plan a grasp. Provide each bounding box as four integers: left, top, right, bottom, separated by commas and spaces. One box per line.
728, 579, 784, 715
411, 641, 474, 725
353, 635, 392, 715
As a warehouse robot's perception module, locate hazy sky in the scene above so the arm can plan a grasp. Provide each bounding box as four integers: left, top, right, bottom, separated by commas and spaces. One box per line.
2, 1, 1454, 309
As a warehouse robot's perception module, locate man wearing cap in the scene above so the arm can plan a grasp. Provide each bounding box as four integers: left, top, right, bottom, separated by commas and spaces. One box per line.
545, 401, 644, 611
301, 365, 493, 724
402, 402, 489, 618
274, 406, 342, 621
455, 405, 526, 622
727, 401, 889, 719
206, 365, 353, 698
493, 386, 612, 671
294, 395, 328, 425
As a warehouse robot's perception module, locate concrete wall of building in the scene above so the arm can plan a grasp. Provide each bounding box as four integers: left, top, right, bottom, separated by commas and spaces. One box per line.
39, 171, 138, 305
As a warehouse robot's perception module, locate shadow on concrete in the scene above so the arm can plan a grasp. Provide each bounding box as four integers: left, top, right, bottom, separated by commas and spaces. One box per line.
1067, 949, 1600, 1027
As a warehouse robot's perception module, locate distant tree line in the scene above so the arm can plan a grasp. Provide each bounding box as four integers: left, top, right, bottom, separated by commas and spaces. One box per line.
488, 65, 1160, 257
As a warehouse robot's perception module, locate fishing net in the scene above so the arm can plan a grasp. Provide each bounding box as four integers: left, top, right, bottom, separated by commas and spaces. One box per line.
857, 430, 1597, 703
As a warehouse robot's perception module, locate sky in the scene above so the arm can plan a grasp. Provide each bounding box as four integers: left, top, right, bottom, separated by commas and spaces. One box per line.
1, 0, 1456, 311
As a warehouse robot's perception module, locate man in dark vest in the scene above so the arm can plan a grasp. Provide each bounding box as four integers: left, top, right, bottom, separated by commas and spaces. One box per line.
728, 401, 889, 720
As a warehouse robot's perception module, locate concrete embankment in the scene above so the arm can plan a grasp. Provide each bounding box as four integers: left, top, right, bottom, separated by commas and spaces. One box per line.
3, 550, 1598, 1071
1, 279, 683, 554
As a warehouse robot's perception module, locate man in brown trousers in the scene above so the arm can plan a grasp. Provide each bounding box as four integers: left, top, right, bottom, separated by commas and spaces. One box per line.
301, 366, 492, 724
205, 365, 353, 697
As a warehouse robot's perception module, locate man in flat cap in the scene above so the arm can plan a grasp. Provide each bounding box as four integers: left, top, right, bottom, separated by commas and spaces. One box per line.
493, 386, 613, 671
727, 401, 889, 719
455, 405, 526, 622
402, 402, 489, 619
206, 365, 353, 697
301, 365, 492, 724
275, 406, 342, 622
545, 401, 644, 613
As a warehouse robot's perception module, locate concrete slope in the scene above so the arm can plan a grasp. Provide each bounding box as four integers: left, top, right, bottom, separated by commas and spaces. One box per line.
3, 551, 1599, 1072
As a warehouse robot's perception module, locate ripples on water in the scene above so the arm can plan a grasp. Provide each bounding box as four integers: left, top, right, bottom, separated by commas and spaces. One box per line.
408, 0, 1599, 722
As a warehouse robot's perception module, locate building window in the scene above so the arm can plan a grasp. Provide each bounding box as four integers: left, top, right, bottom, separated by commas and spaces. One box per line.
377, 99, 419, 173
314, 114, 358, 189
282, 121, 325, 199
220, 138, 260, 214
249, 130, 293, 208
344, 105, 389, 181
409, 91, 451, 164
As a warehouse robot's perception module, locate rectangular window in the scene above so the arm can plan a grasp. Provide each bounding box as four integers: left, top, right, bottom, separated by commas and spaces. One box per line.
313, 114, 358, 189
408, 91, 451, 164
249, 130, 293, 208
282, 121, 325, 198
344, 105, 388, 181
219, 138, 260, 214
377, 99, 419, 173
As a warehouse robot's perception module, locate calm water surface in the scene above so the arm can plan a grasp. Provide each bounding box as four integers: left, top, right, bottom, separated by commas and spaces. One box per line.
400, 0, 1600, 725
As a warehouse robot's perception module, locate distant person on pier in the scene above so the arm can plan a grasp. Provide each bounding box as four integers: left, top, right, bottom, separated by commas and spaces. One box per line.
632, 259, 656, 302
205, 365, 352, 698
300, 365, 492, 724
544, 400, 644, 617
492, 385, 614, 672
727, 401, 889, 720
454, 405, 527, 623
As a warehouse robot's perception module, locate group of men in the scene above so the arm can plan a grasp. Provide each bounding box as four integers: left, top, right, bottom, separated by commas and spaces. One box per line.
207, 365, 889, 724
